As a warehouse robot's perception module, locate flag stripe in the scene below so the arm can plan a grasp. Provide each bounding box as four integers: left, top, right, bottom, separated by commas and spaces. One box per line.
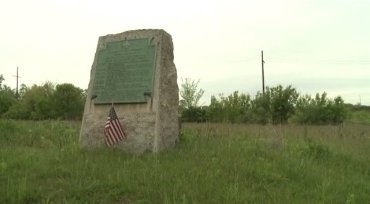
113, 118, 125, 134
111, 128, 119, 141
106, 129, 115, 145
110, 122, 121, 140
111, 121, 121, 136
106, 136, 113, 146
108, 129, 117, 143
112, 119, 125, 139
112, 119, 122, 135
114, 119, 126, 138
104, 129, 112, 145
111, 128, 120, 141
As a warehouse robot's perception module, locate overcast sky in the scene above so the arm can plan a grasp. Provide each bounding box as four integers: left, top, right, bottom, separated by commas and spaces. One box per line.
1, 0, 369, 105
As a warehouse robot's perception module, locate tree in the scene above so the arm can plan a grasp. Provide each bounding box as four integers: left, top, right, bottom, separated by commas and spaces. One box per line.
0, 75, 3, 87
206, 95, 225, 122
18, 83, 29, 100
268, 85, 299, 124
0, 75, 17, 116
329, 96, 347, 124
25, 82, 56, 120
53, 83, 85, 120
250, 91, 271, 124
4, 82, 86, 120
179, 78, 204, 110
179, 78, 205, 122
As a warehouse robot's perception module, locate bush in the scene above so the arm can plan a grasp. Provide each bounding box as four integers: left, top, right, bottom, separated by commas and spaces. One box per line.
181, 106, 207, 122
205, 86, 299, 124
3, 103, 30, 119
183, 85, 348, 125
293, 93, 347, 124
3, 82, 85, 120
0, 75, 17, 116
206, 92, 252, 123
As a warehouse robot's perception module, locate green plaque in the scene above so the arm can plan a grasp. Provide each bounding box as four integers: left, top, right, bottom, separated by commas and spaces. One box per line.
92, 38, 156, 104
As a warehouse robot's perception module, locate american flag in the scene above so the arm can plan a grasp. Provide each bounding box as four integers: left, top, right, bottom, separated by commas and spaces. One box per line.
104, 106, 126, 146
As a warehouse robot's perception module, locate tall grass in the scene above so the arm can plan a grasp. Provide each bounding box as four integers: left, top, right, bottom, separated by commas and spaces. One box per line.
0, 120, 369, 203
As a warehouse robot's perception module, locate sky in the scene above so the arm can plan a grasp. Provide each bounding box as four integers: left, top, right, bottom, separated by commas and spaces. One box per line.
1, 0, 369, 105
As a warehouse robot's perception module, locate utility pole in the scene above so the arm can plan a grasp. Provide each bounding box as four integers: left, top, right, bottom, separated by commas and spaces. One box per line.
359, 95, 362, 106
13, 66, 21, 100
261, 50, 265, 94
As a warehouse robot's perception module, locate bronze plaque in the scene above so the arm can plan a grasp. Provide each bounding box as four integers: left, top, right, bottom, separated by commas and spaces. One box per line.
92, 38, 156, 104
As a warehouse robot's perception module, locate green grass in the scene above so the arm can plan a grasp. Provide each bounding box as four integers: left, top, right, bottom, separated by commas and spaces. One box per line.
349, 110, 370, 124
0, 120, 369, 203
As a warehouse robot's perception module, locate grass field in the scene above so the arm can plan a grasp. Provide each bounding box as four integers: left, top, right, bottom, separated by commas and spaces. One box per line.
0, 120, 369, 203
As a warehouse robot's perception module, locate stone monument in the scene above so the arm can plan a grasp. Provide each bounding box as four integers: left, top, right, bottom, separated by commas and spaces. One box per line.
79, 29, 179, 153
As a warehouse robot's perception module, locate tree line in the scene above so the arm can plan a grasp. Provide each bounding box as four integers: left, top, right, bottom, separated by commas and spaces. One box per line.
0, 75, 85, 120
0, 75, 354, 124
180, 79, 349, 125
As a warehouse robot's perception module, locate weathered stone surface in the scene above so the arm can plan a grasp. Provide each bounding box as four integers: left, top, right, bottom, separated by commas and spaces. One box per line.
79, 29, 179, 153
